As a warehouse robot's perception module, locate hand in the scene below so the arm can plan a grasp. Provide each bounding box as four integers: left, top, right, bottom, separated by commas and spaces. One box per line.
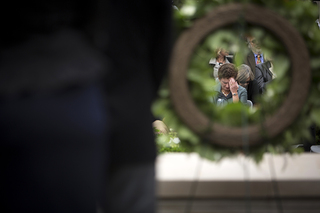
229, 78, 239, 94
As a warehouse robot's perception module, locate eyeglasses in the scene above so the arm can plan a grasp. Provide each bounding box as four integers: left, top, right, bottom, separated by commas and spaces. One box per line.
238, 80, 250, 84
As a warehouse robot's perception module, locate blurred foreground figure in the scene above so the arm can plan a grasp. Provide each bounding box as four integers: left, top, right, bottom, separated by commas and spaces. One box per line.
209, 48, 231, 81
0, 1, 172, 213
104, 1, 172, 212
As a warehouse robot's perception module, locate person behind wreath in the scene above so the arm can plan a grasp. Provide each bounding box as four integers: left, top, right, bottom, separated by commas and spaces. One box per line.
255, 60, 276, 94
245, 35, 265, 77
236, 64, 259, 105
213, 63, 247, 106
209, 48, 231, 81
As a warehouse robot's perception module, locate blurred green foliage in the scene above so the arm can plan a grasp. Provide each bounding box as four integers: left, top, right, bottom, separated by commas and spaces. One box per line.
154, 128, 189, 154
153, 0, 320, 162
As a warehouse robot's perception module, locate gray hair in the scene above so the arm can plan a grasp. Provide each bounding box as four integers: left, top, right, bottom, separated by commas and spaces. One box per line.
237, 64, 254, 82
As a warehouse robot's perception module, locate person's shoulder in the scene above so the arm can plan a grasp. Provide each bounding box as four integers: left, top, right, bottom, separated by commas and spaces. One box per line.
214, 82, 221, 92
238, 85, 247, 93
256, 61, 270, 69
247, 51, 254, 58
209, 58, 216, 65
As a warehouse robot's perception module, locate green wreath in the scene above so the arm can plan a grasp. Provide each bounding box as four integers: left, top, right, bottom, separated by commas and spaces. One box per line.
153, 0, 320, 162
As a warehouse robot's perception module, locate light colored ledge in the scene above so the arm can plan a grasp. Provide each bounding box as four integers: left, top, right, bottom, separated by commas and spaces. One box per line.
156, 153, 320, 198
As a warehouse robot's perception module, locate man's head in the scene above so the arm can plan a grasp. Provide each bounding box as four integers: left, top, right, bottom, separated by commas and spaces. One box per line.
247, 36, 262, 54
218, 63, 238, 92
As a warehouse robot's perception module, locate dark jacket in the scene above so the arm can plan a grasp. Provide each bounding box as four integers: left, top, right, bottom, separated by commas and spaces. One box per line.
105, 0, 172, 165
0, 1, 106, 97
255, 61, 273, 94
245, 51, 256, 77
1, 0, 172, 166
247, 79, 259, 104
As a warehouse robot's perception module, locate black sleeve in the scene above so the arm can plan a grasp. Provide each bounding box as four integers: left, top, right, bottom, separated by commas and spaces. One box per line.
103, 0, 173, 165
104, 0, 172, 98
250, 79, 260, 104
255, 65, 265, 94
149, 2, 173, 93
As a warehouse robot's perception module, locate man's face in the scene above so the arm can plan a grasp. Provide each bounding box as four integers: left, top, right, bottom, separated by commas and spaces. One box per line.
219, 78, 230, 92
248, 37, 261, 54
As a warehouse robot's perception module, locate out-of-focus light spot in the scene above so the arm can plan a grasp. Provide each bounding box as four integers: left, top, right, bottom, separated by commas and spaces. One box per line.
170, 137, 181, 144
180, 5, 196, 16
230, 43, 239, 53
266, 89, 274, 98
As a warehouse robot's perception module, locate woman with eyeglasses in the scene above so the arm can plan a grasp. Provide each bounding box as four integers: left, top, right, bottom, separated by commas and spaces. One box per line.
236, 64, 259, 105
209, 48, 231, 81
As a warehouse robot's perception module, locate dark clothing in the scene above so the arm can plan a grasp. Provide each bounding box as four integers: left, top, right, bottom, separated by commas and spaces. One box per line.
103, 2, 172, 212
1, 85, 108, 213
0, 29, 106, 97
0, 1, 105, 96
245, 51, 257, 77
1, 1, 172, 212
105, 0, 172, 166
107, 163, 155, 213
302, 125, 317, 152
1, 2, 108, 212
247, 79, 259, 104
255, 61, 273, 94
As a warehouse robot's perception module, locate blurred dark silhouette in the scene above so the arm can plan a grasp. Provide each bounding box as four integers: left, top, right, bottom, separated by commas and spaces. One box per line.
104, 1, 172, 212
0, 1, 172, 213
